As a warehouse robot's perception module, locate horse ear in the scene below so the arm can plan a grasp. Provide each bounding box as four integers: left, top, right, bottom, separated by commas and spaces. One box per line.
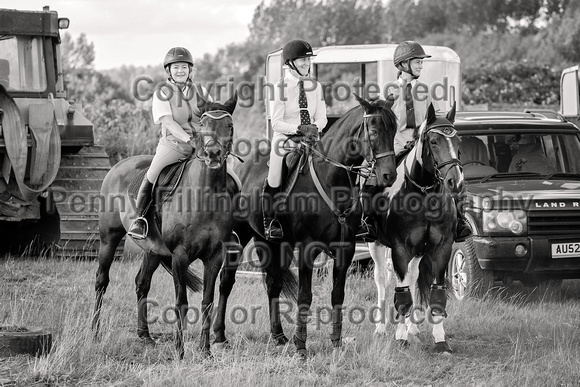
446, 101, 456, 124
427, 103, 437, 126
385, 94, 395, 109
353, 93, 372, 112
223, 91, 238, 115
197, 95, 210, 114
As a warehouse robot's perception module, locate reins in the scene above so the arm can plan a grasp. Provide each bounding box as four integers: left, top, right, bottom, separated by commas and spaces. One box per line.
304, 111, 395, 242
301, 113, 394, 180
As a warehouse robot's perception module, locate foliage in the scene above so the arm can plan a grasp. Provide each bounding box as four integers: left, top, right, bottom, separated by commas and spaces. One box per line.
462, 61, 560, 105
59, 0, 580, 165
61, 33, 158, 162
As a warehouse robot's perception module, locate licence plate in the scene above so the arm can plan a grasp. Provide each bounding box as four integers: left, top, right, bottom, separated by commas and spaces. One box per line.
551, 242, 580, 258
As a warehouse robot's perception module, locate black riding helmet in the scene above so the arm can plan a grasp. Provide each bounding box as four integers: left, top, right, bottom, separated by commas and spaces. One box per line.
282, 39, 316, 76
164, 47, 194, 84
393, 41, 431, 78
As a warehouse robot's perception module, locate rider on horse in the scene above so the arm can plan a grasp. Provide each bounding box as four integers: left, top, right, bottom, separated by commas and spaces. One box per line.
360, 41, 472, 242
263, 39, 327, 240
128, 47, 212, 239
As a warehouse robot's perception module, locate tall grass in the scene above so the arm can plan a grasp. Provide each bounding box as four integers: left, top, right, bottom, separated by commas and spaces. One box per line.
1, 256, 580, 386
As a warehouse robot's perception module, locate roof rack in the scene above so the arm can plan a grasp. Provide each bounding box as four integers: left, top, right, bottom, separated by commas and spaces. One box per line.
522, 108, 566, 122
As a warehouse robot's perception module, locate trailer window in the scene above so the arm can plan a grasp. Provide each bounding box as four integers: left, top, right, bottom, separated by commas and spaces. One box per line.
314, 62, 379, 116
0, 35, 47, 92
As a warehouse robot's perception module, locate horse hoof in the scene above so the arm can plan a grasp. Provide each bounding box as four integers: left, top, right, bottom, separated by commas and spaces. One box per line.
200, 349, 213, 359
434, 341, 453, 354
395, 339, 410, 349
271, 333, 289, 346
138, 336, 156, 346
295, 349, 307, 361
374, 326, 387, 336
212, 339, 231, 349
213, 334, 228, 344
331, 347, 342, 362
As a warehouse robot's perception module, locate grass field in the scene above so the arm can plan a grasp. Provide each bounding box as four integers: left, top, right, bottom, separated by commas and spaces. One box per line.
1, 255, 580, 386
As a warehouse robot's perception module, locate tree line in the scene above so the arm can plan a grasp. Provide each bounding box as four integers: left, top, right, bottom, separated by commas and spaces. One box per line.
61, 0, 579, 162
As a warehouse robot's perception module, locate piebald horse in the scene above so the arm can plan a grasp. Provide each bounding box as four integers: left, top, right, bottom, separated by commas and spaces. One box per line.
369, 103, 464, 353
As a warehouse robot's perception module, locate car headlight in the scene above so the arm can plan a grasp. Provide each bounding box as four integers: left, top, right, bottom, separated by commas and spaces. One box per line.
482, 210, 526, 235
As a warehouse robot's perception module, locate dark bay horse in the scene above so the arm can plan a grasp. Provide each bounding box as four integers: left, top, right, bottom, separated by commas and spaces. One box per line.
368, 103, 464, 353
213, 94, 398, 359
92, 94, 238, 359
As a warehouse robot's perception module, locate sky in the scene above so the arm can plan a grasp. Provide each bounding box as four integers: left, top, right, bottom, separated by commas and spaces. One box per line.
2, 0, 265, 70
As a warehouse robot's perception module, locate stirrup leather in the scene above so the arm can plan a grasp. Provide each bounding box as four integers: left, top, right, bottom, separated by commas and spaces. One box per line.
128, 216, 149, 239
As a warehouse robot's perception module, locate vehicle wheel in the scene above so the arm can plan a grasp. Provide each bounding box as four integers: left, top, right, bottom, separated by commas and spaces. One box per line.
448, 239, 494, 300
0, 326, 52, 357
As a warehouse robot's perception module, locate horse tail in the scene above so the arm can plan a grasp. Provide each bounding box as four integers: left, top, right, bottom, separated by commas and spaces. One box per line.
159, 255, 203, 293
280, 267, 298, 302
262, 264, 298, 303
416, 254, 432, 306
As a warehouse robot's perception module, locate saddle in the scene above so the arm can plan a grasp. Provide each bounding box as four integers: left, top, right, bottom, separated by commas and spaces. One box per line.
279, 144, 310, 200
128, 158, 242, 208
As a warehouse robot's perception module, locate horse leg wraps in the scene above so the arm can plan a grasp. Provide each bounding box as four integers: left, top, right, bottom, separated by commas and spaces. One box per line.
394, 286, 413, 318
330, 307, 343, 347
430, 284, 448, 317
293, 325, 307, 350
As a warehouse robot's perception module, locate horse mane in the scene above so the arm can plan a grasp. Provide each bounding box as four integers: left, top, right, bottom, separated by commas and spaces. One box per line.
327, 98, 397, 136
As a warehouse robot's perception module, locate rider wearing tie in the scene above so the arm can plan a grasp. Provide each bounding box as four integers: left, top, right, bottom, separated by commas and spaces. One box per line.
361, 41, 472, 242
264, 39, 327, 240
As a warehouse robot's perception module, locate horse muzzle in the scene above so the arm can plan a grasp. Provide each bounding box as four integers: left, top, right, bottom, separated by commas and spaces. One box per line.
203, 143, 226, 170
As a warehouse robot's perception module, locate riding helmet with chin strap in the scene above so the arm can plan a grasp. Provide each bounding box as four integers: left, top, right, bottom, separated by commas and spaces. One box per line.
282, 39, 316, 75
393, 41, 431, 78
164, 47, 194, 84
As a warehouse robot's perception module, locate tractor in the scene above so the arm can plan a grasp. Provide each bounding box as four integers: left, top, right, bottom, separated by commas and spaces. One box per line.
0, 6, 110, 257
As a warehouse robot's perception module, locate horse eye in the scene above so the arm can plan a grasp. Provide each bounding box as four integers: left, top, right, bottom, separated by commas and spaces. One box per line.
430, 139, 437, 145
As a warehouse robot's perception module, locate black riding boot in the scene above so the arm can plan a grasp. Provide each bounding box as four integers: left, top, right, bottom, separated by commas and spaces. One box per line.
263, 180, 283, 240
455, 196, 473, 243
128, 177, 154, 240
357, 184, 381, 241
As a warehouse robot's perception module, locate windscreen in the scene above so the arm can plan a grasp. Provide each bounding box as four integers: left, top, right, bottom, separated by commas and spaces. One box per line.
459, 131, 580, 178
0, 35, 47, 92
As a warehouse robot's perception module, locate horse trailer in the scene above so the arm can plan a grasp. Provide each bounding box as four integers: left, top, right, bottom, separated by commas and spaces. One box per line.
262, 43, 461, 267
264, 43, 462, 139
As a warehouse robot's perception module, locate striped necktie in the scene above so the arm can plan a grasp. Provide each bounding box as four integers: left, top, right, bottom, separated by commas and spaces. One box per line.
298, 80, 311, 125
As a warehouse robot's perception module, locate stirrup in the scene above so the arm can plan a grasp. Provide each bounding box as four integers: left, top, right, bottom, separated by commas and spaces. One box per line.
356, 218, 371, 238
357, 218, 377, 240
226, 231, 242, 254
128, 216, 149, 240
264, 219, 283, 240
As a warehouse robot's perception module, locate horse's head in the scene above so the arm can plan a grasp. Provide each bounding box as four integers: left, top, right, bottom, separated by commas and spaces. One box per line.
353, 93, 397, 187
420, 103, 464, 193
196, 92, 238, 169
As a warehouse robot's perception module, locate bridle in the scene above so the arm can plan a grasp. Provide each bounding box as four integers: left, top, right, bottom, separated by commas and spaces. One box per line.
404, 125, 462, 193
303, 112, 395, 182
194, 110, 242, 164
303, 110, 395, 230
